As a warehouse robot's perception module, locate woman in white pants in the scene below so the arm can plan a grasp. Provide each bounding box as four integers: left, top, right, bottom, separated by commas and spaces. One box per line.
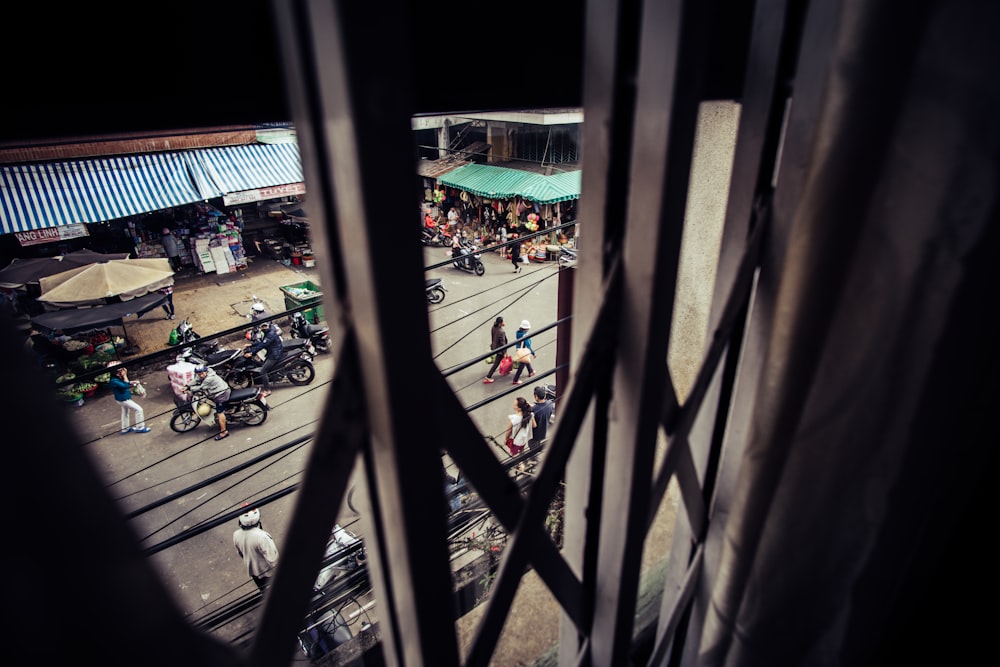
108, 365, 150, 434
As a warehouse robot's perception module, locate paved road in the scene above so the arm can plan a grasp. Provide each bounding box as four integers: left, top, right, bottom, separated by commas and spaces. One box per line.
64, 246, 566, 652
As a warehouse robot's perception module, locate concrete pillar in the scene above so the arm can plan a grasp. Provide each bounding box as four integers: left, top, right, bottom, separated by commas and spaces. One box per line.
486, 122, 509, 162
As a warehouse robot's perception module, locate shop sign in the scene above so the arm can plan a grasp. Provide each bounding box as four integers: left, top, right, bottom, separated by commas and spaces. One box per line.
14, 223, 90, 247
224, 183, 307, 206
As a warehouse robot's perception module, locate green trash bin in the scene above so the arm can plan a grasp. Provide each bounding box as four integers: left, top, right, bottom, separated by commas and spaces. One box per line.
280, 280, 324, 324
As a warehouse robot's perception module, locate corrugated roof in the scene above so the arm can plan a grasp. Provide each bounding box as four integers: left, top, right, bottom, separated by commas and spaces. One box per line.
417, 157, 470, 179
436, 164, 580, 203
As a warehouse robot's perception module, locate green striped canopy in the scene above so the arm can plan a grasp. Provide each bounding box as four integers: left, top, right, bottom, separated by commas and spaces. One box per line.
437, 164, 580, 204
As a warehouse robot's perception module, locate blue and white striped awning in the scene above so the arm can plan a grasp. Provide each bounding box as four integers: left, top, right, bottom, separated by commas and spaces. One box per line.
192, 144, 303, 196
0, 143, 304, 235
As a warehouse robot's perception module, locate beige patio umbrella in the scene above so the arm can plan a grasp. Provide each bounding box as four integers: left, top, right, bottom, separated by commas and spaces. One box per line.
37, 258, 175, 306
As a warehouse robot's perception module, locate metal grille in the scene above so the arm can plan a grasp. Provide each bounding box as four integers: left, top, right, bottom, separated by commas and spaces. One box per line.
514, 126, 580, 165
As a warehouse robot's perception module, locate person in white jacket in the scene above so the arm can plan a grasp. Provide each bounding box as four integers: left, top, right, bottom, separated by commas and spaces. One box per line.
233, 507, 279, 592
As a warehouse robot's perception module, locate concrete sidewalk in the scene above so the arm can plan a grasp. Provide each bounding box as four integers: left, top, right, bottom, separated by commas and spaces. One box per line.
122, 256, 322, 356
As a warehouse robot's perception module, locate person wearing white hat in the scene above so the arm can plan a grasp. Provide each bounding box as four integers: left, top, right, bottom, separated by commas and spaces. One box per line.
233, 506, 279, 592
511, 320, 537, 385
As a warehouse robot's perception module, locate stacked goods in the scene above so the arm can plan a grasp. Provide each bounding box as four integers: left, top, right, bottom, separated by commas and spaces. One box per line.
167, 360, 197, 401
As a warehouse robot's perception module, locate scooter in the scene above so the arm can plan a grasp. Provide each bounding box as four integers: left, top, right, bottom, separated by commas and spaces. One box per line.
169, 386, 269, 433
426, 278, 447, 304
313, 524, 367, 591
451, 239, 485, 276
290, 312, 331, 353
168, 317, 212, 349
224, 346, 316, 389
558, 246, 578, 266
421, 223, 452, 246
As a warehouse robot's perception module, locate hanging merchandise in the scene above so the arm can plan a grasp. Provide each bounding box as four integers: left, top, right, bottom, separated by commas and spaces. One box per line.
506, 201, 518, 224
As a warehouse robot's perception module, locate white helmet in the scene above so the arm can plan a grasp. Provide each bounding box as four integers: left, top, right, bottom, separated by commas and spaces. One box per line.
196, 402, 212, 417
239, 508, 261, 527
252, 303, 265, 312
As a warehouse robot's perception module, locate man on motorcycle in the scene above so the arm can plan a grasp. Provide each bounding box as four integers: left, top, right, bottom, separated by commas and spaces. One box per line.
451, 232, 469, 269
188, 365, 232, 440
245, 321, 283, 397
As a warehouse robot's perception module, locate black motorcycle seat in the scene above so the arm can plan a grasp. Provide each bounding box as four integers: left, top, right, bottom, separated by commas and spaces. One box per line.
205, 349, 237, 365
425, 278, 442, 287
228, 387, 259, 402
303, 323, 328, 336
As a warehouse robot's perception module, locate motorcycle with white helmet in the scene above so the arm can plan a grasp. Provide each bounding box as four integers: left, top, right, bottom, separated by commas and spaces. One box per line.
169, 365, 269, 433
289, 311, 331, 353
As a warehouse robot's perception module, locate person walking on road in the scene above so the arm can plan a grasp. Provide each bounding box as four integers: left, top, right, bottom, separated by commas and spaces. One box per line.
530, 385, 555, 448
511, 320, 536, 385
510, 234, 522, 273
504, 396, 536, 456
188, 365, 232, 440
233, 506, 279, 592
109, 365, 151, 434
160, 285, 175, 320
483, 316, 508, 384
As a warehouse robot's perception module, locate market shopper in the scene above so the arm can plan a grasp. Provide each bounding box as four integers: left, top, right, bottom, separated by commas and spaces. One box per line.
530, 385, 555, 448
233, 506, 279, 592
504, 396, 536, 456
162, 227, 182, 272
511, 234, 522, 273
160, 285, 175, 320
511, 320, 537, 385
483, 316, 508, 384
109, 365, 150, 434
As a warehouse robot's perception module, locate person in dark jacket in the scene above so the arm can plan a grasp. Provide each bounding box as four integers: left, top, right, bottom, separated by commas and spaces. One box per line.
245, 321, 283, 397
530, 385, 555, 448
483, 316, 508, 383
510, 233, 522, 273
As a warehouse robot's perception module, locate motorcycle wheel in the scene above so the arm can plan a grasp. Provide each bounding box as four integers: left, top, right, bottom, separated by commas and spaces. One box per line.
243, 401, 268, 426
474, 261, 485, 276
226, 371, 253, 389
287, 360, 315, 385
427, 286, 446, 304
170, 410, 201, 433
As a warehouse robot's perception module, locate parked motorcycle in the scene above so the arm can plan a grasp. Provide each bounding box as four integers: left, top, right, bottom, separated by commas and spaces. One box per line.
169, 386, 268, 433
167, 317, 211, 349
224, 346, 316, 389
558, 246, 578, 266
313, 524, 367, 591
451, 239, 485, 276
290, 312, 331, 353
176, 346, 243, 373
425, 278, 447, 304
